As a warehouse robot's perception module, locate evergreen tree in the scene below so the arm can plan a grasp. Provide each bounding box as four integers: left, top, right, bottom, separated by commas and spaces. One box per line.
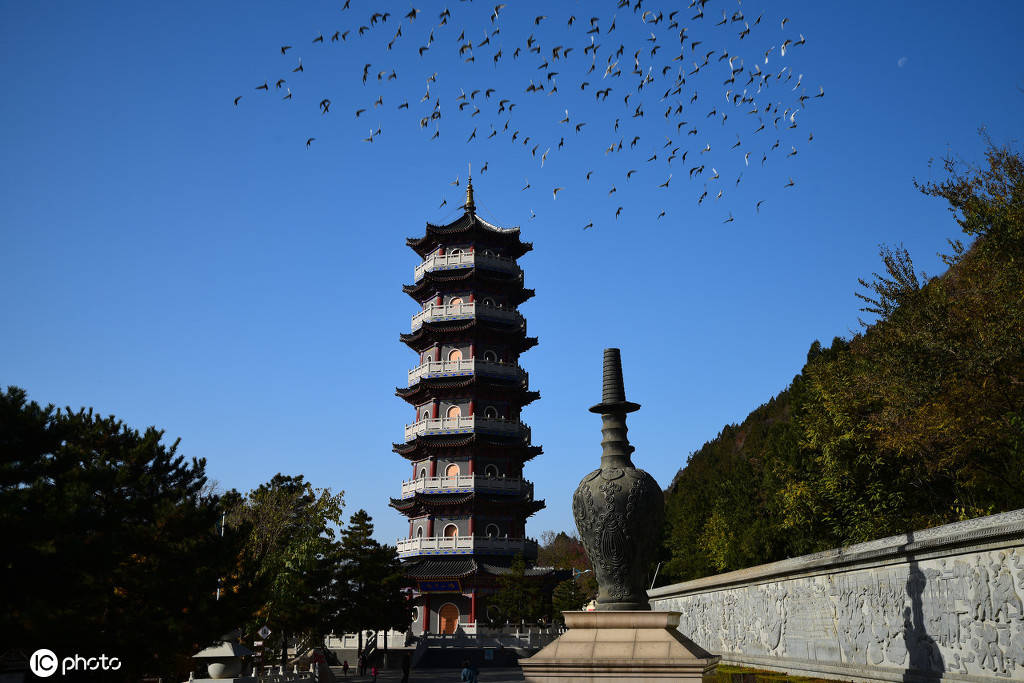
329, 510, 413, 650
0, 387, 252, 680
488, 554, 543, 625
550, 578, 589, 621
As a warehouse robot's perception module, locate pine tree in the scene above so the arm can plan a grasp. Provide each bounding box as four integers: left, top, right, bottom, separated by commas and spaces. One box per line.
0, 386, 252, 680
488, 554, 543, 625
329, 510, 413, 651
551, 578, 589, 621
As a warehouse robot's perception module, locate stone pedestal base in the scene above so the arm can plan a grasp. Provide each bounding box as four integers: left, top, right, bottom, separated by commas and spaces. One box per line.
520, 611, 719, 682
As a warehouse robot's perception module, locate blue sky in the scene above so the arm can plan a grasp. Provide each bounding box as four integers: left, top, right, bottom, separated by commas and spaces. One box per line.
2, 0, 1022, 545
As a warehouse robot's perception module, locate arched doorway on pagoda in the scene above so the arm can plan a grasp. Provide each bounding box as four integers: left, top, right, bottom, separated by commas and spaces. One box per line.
439, 603, 460, 634
446, 405, 461, 420
445, 463, 460, 477
443, 523, 458, 537
448, 348, 463, 362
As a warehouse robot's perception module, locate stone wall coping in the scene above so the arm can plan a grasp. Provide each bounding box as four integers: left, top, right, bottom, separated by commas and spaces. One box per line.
648, 508, 1024, 600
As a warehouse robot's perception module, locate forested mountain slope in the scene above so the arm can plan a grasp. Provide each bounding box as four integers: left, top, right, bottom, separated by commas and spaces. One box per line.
660, 142, 1024, 584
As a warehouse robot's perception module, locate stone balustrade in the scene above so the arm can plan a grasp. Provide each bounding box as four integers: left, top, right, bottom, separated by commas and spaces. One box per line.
402, 415, 530, 442
413, 250, 520, 281
396, 534, 537, 559
406, 358, 527, 386
400, 474, 532, 499
410, 301, 522, 331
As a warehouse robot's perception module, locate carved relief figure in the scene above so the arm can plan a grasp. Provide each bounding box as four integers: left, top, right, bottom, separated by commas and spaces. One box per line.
975, 561, 995, 623
991, 553, 1022, 623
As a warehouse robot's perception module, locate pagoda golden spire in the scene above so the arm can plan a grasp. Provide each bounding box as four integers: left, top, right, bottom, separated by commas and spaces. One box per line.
465, 163, 475, 212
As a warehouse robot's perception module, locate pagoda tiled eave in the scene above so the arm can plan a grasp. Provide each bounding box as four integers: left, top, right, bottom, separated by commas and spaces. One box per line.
400, 318, 539, 353
403, 269, 536, 306
396, 375, 540, 407
392, 433, 542, 462
405, 557, 556, 580
405, 557, 479, 580
388, 491, 546, 517
406, 214, 533, 259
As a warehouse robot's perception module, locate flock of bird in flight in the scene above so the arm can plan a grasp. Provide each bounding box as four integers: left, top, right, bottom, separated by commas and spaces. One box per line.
236, 0, 823, 228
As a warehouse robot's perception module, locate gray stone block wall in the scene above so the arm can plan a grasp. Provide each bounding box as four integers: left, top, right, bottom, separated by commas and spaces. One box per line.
648, 509, 1024, 683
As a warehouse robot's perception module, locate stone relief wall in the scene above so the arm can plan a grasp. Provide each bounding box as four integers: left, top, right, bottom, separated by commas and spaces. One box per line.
649, 511, 1024, 682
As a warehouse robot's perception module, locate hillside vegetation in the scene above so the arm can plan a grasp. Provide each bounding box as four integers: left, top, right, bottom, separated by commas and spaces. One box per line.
660, 141, 1024, 584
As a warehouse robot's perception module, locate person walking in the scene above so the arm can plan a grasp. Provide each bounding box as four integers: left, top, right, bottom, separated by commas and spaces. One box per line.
311, 649, 326, 683
358, 655, 365, 677
370, 664, 378, 682
341, 660, 349, 678
460, 659, 478, 683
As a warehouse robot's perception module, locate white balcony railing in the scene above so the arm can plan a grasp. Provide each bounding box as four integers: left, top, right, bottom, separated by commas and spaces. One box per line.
400, 474, 533, 499
410, 301, 521, 331
407, 358, 527, 386
403, 415, 530, 442
396, 534, 538, 559
414, 250, 520, 281
325, 629, 409, 651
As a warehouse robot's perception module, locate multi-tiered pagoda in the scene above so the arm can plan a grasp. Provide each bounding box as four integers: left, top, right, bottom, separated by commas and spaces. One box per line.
391, 179, 548, 637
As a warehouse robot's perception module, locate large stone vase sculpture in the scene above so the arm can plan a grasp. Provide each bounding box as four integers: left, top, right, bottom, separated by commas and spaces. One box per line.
572, 348, 664, 611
